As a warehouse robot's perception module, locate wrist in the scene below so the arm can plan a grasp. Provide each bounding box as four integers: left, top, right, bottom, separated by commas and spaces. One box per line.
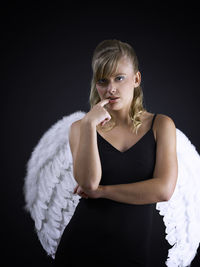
99, 185, 108, 198
81, 115, 96, 129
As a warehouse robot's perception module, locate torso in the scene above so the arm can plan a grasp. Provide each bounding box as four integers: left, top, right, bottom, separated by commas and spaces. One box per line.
56, 112, 165, 266
56, 111, 171, 266
96, 111, 157, 153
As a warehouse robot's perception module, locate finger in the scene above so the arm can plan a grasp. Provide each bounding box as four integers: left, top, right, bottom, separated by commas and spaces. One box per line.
77, 186, 82, 195
82, 193, 89, 199
100, 118, 109, 126
76, 186, 84, 195
101, 115, 111, 125
98, 98, 110, 107
78, 192, 88, 198
73, 185, 79, 194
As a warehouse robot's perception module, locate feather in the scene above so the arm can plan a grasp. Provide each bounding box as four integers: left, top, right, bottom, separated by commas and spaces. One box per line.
24, 111, 200, 265
156, 128, 200, 266
24, 111, 86, 258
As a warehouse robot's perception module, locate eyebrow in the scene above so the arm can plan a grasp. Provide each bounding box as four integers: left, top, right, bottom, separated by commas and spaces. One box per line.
97, 73, 126, 81
112, 72, 126, 77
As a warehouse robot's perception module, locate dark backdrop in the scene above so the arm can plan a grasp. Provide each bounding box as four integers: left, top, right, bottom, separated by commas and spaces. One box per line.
2, 6, 200, 266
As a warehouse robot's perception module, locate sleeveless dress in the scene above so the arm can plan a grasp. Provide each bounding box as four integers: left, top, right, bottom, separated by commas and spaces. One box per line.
54, 114, 171, 267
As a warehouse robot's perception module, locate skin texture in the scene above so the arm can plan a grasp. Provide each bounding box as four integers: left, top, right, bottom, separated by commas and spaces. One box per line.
69, 56, 178, 204
96, 56, 141, 125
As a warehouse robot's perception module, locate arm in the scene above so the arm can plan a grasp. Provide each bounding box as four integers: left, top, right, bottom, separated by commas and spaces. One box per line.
69, 119, 102, 191
84, 114, 178, 204
69, 99, 111, 192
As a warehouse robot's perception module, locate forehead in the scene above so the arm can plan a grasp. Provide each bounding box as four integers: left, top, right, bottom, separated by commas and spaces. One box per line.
95, 55, 134, 81
112, 57, 134, 76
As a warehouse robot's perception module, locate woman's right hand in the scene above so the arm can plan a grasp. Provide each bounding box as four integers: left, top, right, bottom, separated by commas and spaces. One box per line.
83, 99, 111, 127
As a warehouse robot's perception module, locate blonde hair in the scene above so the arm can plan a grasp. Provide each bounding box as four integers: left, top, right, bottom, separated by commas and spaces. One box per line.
89, 39, 146, 134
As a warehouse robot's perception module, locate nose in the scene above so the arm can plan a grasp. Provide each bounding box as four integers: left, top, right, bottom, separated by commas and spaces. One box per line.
107, 81, 116, 94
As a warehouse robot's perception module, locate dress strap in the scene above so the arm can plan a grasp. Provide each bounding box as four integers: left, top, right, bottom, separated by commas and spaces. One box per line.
150, 113, 157, 129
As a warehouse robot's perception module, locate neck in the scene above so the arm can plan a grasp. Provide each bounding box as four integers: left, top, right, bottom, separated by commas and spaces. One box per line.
108, 108, 132, 127
106, 107, 146, 129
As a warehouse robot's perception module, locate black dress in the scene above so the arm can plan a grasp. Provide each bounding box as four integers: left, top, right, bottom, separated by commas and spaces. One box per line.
54, 114, 171, 267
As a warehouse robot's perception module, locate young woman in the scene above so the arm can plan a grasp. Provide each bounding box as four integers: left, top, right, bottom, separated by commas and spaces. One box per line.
54, 39, 178, 266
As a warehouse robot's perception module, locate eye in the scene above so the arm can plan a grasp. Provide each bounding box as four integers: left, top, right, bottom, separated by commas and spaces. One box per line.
116, 76, 125, 81
97, 78, 108, 85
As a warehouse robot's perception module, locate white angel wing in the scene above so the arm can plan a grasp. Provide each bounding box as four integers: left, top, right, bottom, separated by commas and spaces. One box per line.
156, 128, 200, 267
24, 112, 200, 265
24, 110, 86, 258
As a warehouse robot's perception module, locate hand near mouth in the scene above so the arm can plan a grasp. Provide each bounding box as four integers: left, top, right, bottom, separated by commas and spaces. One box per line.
83, 99, 111, 127
107, 96, 119, 99
107, 96, 120, 104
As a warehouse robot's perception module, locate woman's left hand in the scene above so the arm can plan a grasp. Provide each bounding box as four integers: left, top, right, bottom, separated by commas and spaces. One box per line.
73, 185, 105, 199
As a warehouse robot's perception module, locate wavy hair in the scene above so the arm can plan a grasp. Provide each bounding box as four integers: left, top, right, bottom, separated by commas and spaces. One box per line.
89, 39, 146, 134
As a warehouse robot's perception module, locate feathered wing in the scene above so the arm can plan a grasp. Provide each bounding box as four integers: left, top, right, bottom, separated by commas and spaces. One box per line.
24, 111, 86, 258
24, 112, 200, 265
156, 128, 200, 267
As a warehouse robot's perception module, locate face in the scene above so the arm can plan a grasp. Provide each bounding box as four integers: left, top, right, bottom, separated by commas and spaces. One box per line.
96, 56, 141, 112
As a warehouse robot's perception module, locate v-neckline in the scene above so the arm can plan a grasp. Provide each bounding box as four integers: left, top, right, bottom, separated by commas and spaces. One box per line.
97, 128, 153, 154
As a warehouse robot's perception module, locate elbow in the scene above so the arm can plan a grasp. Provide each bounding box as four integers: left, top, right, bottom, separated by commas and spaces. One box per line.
162, 192, 173, 202
73, 170, 101, 193
157, 174, 177, 202
80, 183, 99, 193
161, 185, 175, 202
74, 173, 99, 192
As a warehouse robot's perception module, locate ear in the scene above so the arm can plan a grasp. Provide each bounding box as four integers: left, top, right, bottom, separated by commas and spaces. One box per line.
134, 71, 141, 87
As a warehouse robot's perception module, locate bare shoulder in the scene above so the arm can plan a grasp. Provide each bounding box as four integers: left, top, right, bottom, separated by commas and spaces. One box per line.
69, 119, 83, 157
69, 119, 83, 141
155, 114, 176, 129
154, 114, 176, 141
70, 119, 82, 132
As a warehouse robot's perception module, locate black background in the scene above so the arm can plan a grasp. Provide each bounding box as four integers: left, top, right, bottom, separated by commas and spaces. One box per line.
2, 5, 200, 266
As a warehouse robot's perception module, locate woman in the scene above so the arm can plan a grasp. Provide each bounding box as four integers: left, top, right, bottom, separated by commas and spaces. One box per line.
54, 39, 178, 266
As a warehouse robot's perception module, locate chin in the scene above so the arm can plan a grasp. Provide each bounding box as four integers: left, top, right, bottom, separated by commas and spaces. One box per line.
107, 103, 123, 111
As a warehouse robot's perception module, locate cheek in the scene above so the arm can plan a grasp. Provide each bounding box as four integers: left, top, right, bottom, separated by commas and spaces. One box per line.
120, 84, 133, 96
120, 86, 134, 102
96, 86, 105, 98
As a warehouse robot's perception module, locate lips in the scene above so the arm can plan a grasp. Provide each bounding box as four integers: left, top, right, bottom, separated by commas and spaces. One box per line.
107, 97, 120, 100
107, 97, 120, 103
